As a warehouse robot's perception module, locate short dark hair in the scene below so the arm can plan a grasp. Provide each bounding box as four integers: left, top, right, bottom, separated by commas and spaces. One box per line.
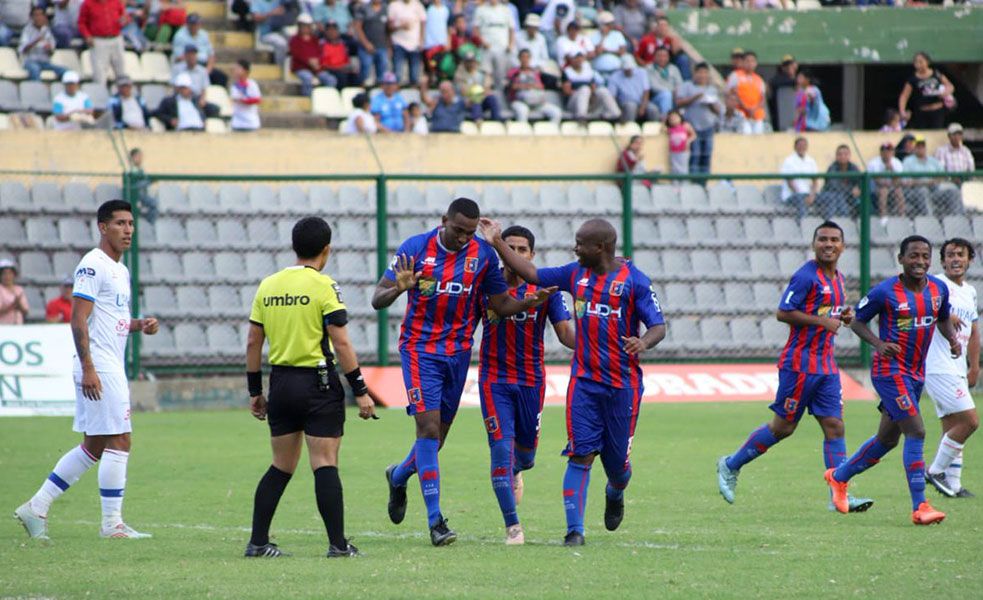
900, 235, 931, 255
813, 220, 844, 241
654, 46, 670, 54
97, 199, 132, 223
694, 62, 709, 71
129, 147, 141, 159
835, 144, 850, 153
501, 225, 535, 252
794, 136, 807, 146
940, 237, 976, 261
447, 197, 480, 220
292, 216, 332, 258
30, 5, 44, 14
352, 92, 368, 108
237, 58, 251, 71
744, 50, 757, 59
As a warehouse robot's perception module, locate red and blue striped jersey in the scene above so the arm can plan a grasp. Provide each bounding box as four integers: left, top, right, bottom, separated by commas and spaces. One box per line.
385, 228, 508, 355
776, 260, 848, 375
855, 275, 951, 380
537, 259, 664, 389
478, 282, 571, 386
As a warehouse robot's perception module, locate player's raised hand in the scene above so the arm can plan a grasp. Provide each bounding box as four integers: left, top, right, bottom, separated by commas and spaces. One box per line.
478, 218, 503, 242
250, 394, 267, 420
528, 286, 559, 306
876, 341, 902, 358
621, 336, 646, 355
81, 367, 102, 401
839, 306, 854, 326
141, 317, 159, 335
393, 254, 421, 292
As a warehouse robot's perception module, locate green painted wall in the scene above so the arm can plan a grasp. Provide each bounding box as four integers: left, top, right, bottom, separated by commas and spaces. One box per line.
669, 7, 983, 65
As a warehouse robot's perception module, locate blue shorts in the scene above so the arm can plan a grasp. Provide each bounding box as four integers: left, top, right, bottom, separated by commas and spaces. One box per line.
478, 381, 545, 448
563, 377, 642, 471
872, 375, 924, 422
769, 369, 843, 423
400, 349, 471, 423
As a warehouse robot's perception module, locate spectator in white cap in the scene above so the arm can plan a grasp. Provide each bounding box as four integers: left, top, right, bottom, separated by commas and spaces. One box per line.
51, 71, 96, 131
0, 259, 30, 325
154, 72, 207, 131
515, 13, 548, 70
606, 54, 658, 123
473, 0, 515, 91
590, 11, 627, 77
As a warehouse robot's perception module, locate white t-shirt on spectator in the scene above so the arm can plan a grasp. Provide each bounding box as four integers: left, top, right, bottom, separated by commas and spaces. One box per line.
866, 156, 903, 174
780, 152, 818, 199
387, 0, 426, 51
230, 78, 262, 130
342, 108, 378, 135
556, 34, 595, 66
120, 96, 146, 129
176, 96, 204, 130
473, 3, 513, 52
52, 91, 93, 130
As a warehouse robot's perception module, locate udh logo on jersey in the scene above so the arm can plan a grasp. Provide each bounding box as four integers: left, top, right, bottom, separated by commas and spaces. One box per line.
897, 316, 934, 331
574, 299, 622, 319
418, 277, 472, 297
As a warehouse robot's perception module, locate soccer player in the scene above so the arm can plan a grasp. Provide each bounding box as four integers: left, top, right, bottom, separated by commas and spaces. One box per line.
478, 225, 575, 545
374, 198, 556, 546
924, 238, 979, 498
14, 200, 159, 540
480, 217, 666, 546
717, 221, 873, 512
244, 217, 376, 558
825, 235, 961, 525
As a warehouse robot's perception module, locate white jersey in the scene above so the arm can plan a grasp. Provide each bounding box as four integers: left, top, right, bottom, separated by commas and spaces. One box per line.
926, 273, 978, 377
72, 248, 131, 374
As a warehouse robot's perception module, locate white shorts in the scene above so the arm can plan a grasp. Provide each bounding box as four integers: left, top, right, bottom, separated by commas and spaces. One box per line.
72, 371, 132, 435
924, 373, 975, 419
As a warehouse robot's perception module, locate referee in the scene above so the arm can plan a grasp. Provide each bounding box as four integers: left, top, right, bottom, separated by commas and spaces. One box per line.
244, 216, 376, 558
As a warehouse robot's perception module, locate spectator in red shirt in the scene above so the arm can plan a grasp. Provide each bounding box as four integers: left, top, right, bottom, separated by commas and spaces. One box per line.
45, 276, 74, 323
78, 0, 128, 88
634, 16, 690, 80
289, 14, 333, 96
449, 13, 482, 54
319, 20, 356, 88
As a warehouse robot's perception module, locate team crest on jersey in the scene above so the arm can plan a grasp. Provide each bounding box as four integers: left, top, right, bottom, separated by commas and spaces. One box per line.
896, 394, 912, 411
418, 277, 437, 297
784, 397, 799, 414
932, 296, 941, 311
484, 416, 500, 434
464, 257, 478, 273
574, 299, 587, 318
609, 281, 624, 296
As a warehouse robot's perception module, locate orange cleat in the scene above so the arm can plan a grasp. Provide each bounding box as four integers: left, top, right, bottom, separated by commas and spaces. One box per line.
824, 468, 849, 514
911, 502, 946, 525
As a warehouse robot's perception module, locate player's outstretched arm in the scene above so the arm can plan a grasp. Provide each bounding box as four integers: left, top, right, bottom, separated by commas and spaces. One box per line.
71, 297, 102, 400
128, 317, 159, 335
849, 319, 900, 357
488, 286, 559, 318
968, 321, 980, 387
777, 309, 842, 334
327, 322, 377, 420
479, 218, 540, 284
372, 254, 419, 310
245, 323, 267, 420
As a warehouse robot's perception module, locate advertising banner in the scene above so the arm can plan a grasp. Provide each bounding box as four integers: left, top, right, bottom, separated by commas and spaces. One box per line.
0, 324, 76, 416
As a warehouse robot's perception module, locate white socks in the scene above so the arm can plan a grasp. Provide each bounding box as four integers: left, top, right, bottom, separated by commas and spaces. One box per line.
30, 445, 98, 517
946, 448, 964, 492
929, 434, 964, 477
98, 449, 129, 528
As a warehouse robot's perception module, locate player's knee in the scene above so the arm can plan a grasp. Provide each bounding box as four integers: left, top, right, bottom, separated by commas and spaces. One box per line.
770, 420, 796, 440
820, 418, 845, 440
965, 411, 980, 434
106, 433, 131, 453
570, 454, 596, 466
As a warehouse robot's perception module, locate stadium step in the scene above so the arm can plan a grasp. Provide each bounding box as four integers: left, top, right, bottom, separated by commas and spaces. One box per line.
185, 0, 226, 20
214, 47, 272, 64
211, 31, 254, 50
260, 95, 311, 113
260, 112, 328, 129
256, 81, 303, 96
216, 62, 281, 81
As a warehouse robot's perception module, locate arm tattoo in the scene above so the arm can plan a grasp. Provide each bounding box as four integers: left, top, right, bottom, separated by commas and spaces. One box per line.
72, 321, 91, 366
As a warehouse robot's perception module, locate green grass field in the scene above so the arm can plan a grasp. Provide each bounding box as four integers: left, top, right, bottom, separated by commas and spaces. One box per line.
2, 399, 982, 599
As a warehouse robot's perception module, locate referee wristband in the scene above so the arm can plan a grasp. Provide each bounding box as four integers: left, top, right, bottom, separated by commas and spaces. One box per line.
247, 371, 262, 396
344, 368, 369, 397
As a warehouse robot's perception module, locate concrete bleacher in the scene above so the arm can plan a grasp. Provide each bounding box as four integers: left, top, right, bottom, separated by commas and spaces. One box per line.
3, 179, 982, 368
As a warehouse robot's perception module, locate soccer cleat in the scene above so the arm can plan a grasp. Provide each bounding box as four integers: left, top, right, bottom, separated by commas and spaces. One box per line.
244, 542, 289, 557
513, 472, 524, 506
925, 470, 957, 498
385, 464, 407, 525
563, 531, 585, 546
429, 518, 457, 547
604, 495, 624, 531
955, 488, 975, 498
505, 524, 524, 546
911, 502, 946, 525
100, 523, 152, 539
327, 540, 360, 557
14, 502, 49, 540
826, 495, 875, 513
716, 456, 739, 504
824, 468, 849, 514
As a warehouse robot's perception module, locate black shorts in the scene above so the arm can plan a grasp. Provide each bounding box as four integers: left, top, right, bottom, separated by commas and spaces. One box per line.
267, 365, 345, 438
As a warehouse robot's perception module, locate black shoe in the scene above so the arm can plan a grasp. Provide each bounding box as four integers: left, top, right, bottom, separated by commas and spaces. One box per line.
429, 518, 457, 547
955, 487, 975, 498
327, 540, 360, 557
244, 542, 289, 557
604, 495, 624, 531
386, 464, 407, 525
926, 470, 957, 498
563, 531, 585, 546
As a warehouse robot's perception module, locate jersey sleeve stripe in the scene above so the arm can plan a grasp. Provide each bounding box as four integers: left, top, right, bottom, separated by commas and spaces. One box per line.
72, 292, 95, 302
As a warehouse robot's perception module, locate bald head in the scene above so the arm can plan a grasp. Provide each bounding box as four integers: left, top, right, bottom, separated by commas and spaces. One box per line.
574, 219, 617, 268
